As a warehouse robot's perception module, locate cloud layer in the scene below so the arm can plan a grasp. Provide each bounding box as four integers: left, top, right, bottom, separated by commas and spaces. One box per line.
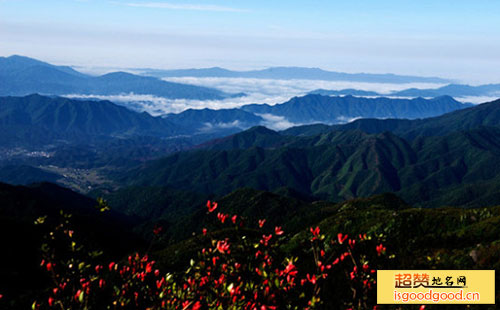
65, 78, 447, 116
63, 77, 496, 131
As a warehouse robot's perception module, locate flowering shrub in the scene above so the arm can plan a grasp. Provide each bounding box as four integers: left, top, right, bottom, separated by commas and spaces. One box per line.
31, 200, 392, 310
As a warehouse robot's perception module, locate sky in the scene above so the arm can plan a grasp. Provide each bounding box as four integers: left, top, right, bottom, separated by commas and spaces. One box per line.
1, 0, 500, 83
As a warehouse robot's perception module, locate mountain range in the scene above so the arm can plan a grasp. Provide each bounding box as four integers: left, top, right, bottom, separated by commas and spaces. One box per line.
240, 94, 470, 123
120, 98, 500, 208
310, 83, 500, 99
0, 94, 470, 150
0, 55, 242, 100
4, 55, 499, 105
141, 66, 451, 84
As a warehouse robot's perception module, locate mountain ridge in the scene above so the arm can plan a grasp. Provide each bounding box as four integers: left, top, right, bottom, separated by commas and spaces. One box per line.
0, 55, 241, 100
142, 66, 451, 84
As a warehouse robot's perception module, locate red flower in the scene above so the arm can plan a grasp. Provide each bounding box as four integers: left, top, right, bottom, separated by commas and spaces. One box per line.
216, 240, 230, 254
337, 233, 348, 244
153, 225, 163, 235
0, 294, 2, 299
260, 234, 273, 246
193, 301, 202, 310
275, 226, 284, 235
74, 290, 82, 301
108, 262, 116, 271
46, 262, 53, 272
206, 200, 218, 213
419, 306, 426, 310
217, 212, 228, 223
284, 261, 298, 277
258, 219, 266, 228
231, 215, 238, 224
310, 226, 320, 240
306, 274, 316, 284
156, 278, 165, 289
48, 297, 54, 307
212, 256, 219, 266
376, 244, 386, 256
202, 228, 207, 236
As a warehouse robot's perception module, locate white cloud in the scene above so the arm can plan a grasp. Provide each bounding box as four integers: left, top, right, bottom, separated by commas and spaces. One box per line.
61, 78, 494, 122
119, 2, 248, 12
200, 120, 243, 132
258, 113, 299, 131
162, 76, 447, 96
453, 96, 500, 105
336, 116, 362, 123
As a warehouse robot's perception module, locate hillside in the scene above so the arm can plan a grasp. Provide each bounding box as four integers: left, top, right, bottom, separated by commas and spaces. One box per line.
0, 94, 178, 146
122, 98, 500, 207
0, 182, 143, 305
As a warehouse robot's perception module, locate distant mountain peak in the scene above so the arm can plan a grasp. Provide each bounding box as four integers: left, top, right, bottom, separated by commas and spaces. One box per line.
141, 66, 451, 84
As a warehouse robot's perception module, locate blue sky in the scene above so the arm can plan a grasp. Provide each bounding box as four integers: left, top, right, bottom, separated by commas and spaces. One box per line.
1, 0, 499, 82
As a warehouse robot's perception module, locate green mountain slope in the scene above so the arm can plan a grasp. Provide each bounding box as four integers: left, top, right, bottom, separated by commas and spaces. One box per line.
123, 121, 500, 207
0, 94, 178, 146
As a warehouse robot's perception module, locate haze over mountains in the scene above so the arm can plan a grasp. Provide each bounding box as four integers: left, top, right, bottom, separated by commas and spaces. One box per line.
141, 66, 451, 84
3, 55, 500, 118
311, 84, 500, 99
0, 55, 242, 100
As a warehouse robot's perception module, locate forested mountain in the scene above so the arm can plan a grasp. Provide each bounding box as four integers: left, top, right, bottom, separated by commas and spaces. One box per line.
0, 94, 178, 146
0, 94, 473, 149
121, 99, 500, 208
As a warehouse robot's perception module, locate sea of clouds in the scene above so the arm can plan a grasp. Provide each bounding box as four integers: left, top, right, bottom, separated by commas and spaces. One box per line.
62, 77, 498, 130
64, 78, 449, 115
